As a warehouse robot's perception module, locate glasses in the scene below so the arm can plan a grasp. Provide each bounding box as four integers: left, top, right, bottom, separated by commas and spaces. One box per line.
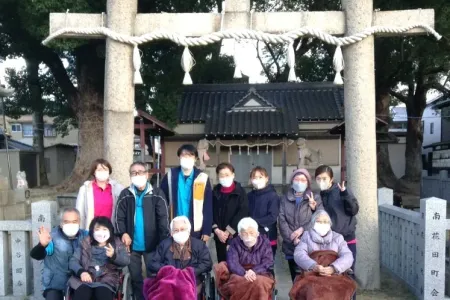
316, 220, 330, 224
130, 170, 147, 176
172, 229, 189, 234
294, 179, 308, 183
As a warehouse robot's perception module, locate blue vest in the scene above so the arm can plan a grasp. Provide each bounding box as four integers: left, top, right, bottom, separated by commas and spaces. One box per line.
41, 228, 88, 291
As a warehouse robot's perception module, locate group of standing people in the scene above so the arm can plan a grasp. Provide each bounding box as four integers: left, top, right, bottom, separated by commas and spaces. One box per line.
30, 143, 359, 300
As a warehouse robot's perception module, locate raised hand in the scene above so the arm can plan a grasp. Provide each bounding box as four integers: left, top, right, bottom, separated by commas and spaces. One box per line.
337, 181, 346, 192
307, 193, 317, 210
105, 243, 115, 258
37, 226, 52, 247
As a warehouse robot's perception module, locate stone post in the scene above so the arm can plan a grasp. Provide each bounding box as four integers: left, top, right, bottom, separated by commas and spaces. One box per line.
103, 0, 138, 186
31, 201, 58, 300
0, 231, 9, 296
341, 0, 380, 289
11, 230, 31, 296
419, 197, 446, 300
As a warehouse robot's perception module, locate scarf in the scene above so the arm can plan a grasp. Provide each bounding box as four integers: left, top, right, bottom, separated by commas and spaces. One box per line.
192, 173, 208, 232
171, 238, 192, 268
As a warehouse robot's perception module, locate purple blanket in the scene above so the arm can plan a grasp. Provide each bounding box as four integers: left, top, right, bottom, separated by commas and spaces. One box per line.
143, 265, 197, 300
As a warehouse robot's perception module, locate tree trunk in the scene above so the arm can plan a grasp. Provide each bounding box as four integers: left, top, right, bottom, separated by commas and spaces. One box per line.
26, 56, 49, 186
376, 88, 398, 189
57, 43, 105, 192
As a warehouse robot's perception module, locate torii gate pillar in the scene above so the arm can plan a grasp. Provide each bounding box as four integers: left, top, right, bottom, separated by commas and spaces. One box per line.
103, 0, 138, 185
342, 0, 379, 289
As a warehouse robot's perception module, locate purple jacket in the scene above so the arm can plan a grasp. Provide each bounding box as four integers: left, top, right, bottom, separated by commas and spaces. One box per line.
294, 229, 353, 274
226, 235, 274, 276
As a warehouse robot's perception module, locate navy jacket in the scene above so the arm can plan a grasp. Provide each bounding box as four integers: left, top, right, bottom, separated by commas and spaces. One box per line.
147, 237, 212, 278
30, 227, 88, 292
161, 167, 213, 237
320, 183, 359, 242
247, 185, 280, 242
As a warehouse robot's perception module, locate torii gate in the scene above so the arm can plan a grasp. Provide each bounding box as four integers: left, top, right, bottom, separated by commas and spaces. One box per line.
43, 0, 440, 293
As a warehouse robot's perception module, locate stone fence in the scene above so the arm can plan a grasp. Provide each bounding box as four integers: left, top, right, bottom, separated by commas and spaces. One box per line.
378, 188, 448, 300
422, 170, 450, 201
0, 201, 58, 300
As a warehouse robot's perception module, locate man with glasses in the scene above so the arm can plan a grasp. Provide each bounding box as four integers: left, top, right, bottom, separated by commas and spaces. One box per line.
115, 162, 170, 300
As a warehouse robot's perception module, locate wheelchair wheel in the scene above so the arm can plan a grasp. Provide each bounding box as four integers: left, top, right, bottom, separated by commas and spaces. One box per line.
122, 272, 133, 300
64, 286, 72, 300
272, 288, 278, 300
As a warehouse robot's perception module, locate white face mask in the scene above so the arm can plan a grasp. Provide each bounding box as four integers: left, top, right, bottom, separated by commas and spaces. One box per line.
242, 236, 258, 248
219, 177, 234, 188
292, 182, 307, 193
173, 231, 190, 244
314, 223, 331, 237
317, 180, 330, 191
95, 171, 109, 182
251, 179, 266, 190
93, 230, 110, 244
62, 224, 79, 237
180, 157, 195, 170
131, 175, 148, 188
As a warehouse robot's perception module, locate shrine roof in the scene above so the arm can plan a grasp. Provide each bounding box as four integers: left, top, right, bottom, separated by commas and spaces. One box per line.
178, 82, 344, 137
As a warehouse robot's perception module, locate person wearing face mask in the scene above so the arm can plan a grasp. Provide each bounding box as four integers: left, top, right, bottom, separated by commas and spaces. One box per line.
279, 168, 323, 282
314, 165, 359, 279
212, 162, 248, 262
291, 210, 356, 300
247, 166, 280, 258
146, 216, 212, 300
68, 217, 130, 300
115, 162, 170, 300
214, 217, 275, 300
76, 158, 124, 230
30, 208, 88, 300
161, 144, 213, 243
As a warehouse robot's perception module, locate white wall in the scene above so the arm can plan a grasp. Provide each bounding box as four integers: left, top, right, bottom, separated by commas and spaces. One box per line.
422, 106, 441, 154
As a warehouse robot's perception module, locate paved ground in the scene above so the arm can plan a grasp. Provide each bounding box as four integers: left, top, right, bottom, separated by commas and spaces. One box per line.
209, 239, 415, 300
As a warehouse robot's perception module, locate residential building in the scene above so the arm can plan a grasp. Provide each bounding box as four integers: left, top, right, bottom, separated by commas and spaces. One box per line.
0, 115, 79, 148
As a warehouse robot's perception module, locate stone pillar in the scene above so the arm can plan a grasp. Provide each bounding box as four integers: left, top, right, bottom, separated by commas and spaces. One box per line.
419, 197, 446, 300
11, 231, 31, 296
31, 201, 58, 300
341, 0, 380, 289
103, 0, 138, 186
0, 231, 10, 296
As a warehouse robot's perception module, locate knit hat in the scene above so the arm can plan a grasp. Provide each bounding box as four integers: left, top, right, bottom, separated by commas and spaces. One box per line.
289, 168, 312, 184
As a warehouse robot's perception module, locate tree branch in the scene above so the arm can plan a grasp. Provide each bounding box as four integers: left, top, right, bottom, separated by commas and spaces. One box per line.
389, 90, 407, 103
256, 41, 272, 81
264, 42, 281, 79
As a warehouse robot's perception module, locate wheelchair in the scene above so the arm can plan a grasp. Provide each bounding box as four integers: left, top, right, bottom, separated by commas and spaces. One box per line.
209, 266, 278, 300
65, 267, 133, 300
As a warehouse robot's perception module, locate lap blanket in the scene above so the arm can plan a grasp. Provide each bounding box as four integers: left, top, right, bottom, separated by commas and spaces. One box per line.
143, 265, 196, 300
213, 262, 275, 300
289, 250, 357, 300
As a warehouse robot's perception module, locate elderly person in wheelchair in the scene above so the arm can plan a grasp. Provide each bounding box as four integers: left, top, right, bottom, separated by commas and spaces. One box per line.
214, 217, 275, 300
289, 210, 356, 300
145, 216, 212, 300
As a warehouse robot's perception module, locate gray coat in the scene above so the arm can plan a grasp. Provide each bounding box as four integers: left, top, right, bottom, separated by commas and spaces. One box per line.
294, 229, 354, 274
279, 189, 323, 257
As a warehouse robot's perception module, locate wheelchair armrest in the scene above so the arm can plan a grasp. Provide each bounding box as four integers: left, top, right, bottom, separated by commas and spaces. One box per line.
345, 268, 354, 275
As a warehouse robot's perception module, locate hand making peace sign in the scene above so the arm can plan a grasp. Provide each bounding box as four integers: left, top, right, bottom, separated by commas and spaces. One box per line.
337, 181, 346, 192
307, 193, 317, 210
105, 243, 115, 258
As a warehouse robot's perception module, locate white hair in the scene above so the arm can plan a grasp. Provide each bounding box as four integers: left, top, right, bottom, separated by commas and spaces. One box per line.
237, 217, 259, 233
310, 210, 333, 226
170, 216, 192, 232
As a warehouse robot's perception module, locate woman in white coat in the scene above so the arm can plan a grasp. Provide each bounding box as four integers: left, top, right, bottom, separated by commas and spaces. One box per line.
76, 159, 124, 229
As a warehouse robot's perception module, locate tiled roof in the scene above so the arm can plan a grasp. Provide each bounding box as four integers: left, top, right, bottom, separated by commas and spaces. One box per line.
178, 82, 344, 137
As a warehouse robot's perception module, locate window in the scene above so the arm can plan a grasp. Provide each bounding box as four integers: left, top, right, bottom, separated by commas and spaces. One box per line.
44, 125, 56, 137
11, 124, 21, 132
22, 124, 33, 137
430, 122, 434, 134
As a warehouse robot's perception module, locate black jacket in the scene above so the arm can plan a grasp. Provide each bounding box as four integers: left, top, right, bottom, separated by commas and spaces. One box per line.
115, 186, 170, 252
212, 182, 248, 236
147, 237, 212, 278
247, 185, 280, 242
320, 183, 359, 241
